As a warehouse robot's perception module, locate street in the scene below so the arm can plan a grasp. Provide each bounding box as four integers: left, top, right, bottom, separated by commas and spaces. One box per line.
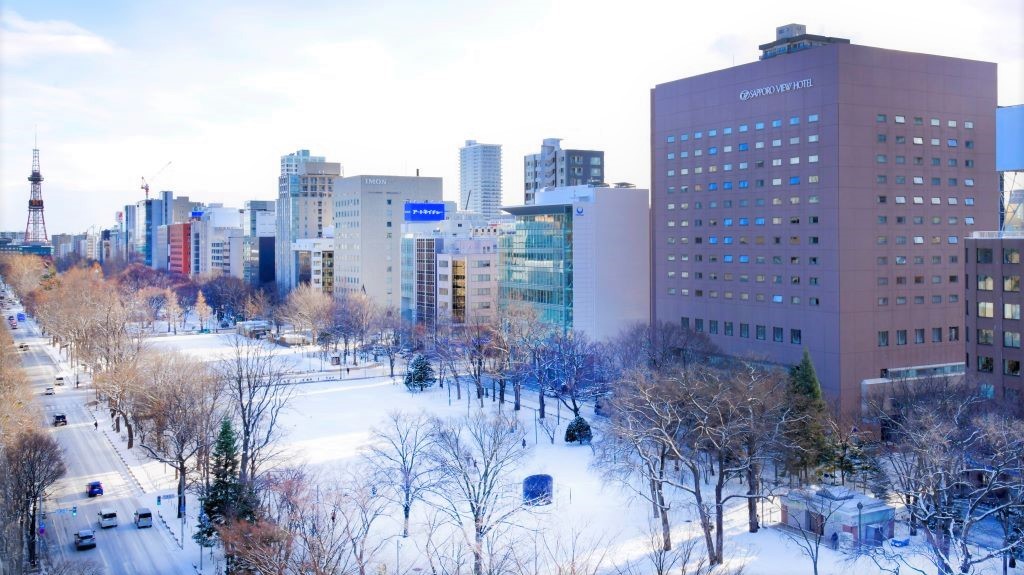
11, 320, 195, 575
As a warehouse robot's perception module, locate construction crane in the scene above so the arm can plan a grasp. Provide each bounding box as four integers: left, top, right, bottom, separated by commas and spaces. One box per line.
141, 161, 172, 200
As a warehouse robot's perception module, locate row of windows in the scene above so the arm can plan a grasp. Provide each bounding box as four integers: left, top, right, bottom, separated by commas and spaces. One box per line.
668, 271, 820, 285
878, 327, 959, 347
975, 328, 1024, 348
681, 317, 805, 343
668, 288, 821, 306
670, 196, 822, 209
975, 248, 1021, 264
669, 216, 822, 227
877, 176, 976, 187
878, 294, 960, 306
667, 254, 821, 266
975, 302, 1022, 319
878, 196, 976, 205
876, 115, 974, 128
976, 356, 1021, 376
876, 155, 975, 168
875, 139, 973, 151
975, 275, 1021, 292
667, 138, 820, 160
877, 236, 962, 245
877, 216, 975, 225
666, 114, 821, 144
878, 275, 959, 285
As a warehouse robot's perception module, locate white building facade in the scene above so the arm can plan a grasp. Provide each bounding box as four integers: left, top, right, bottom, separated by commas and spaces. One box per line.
459, 140, 503, 218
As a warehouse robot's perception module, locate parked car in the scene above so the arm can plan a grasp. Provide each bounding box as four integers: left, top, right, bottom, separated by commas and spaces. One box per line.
16, 342, 28, 351
134, 508, 153, 528
44, 387, 55, 395
86, 481, 104, 497
74, 529, 96, 550
53, 413, 67, 426
54, 375, 66, 386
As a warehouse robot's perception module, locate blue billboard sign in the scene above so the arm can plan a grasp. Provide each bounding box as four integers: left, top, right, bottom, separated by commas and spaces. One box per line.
404, 202, 445, 222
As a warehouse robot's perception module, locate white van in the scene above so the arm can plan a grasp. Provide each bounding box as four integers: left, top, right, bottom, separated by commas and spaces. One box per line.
134, 508, 153, 528
98, 508, 118, 528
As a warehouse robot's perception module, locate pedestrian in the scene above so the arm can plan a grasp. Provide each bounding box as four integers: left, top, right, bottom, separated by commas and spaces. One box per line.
831, 531, 839, 550
522, 438, 527, 449
94, 421, 98, 430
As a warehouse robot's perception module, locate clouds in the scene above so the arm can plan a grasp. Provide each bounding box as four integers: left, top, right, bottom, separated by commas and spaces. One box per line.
1, 1, 1022, 236
1, 9, 115, 62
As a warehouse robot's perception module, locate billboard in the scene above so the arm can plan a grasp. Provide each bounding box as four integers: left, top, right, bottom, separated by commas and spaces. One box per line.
998, 105, 1024, 172
404, 202, 445, 222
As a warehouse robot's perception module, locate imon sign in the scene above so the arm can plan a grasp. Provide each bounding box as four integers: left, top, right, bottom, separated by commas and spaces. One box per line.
404, 202, 445, 222
740, 78, 813, 101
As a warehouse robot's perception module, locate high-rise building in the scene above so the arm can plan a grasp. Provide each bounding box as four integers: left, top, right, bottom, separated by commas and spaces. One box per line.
241, 200, 276, 287
500, 184, 650, 341
460, 140, 503, 218
276, 150, 340, 294
965, 232, 1024, 406
291, 237, 335, 293
650, 25, 998, 416
190, 205, 243, 278
332, 175, 443, 310
132, 197, 165, 267
523, 139, 604, 205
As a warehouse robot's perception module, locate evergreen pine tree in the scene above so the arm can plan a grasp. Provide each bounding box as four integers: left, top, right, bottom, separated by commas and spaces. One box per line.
564, 416, 593, 445
404, 354, 436, 392
195, 419, 248, 546
786, 349, 828, 482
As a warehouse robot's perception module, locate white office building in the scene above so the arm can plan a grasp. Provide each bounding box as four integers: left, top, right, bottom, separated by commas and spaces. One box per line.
276, 150, 340, 294
333, 175, 443, 310
459, 140, 503, 218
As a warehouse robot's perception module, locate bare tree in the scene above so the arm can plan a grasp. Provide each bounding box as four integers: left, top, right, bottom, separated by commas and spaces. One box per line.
244, 290, 272, 321
5, 430, 66, 566
537, 330, 605, 418
428, 412, 529, 575
870, 378, 1024, 575
280, 282, 334, 345
510, 527, 611, 575
218, 337, 295, 487
195, 289, 214, 331
94, 355, 143, 448
164, 287, 183, 334
364, 410, 436, 537
457, 315, 497, 408
136, 351, 222, 519
374, 305, 408, 378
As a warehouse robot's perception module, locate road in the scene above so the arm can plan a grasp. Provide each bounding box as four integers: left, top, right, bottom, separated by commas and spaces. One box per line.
10, 315, 194, 575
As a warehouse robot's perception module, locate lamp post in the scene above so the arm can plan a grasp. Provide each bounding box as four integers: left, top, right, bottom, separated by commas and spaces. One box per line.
857, 501, 864, 550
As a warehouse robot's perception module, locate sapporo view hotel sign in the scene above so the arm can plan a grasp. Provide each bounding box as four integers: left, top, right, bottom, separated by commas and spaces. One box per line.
739, 78, 814, 101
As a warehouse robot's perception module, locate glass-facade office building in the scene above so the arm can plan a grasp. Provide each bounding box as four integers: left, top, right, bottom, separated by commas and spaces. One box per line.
499, 207, 574, 332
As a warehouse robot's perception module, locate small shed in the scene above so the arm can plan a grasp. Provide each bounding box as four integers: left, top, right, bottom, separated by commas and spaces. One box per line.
781, 486, 895, 545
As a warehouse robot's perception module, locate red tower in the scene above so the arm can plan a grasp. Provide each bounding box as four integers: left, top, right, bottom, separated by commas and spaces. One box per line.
25, 146, 49, 244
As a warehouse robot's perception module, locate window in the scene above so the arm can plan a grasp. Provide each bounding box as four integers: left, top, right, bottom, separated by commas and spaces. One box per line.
978, 302, 994, 317
876, 154, 887, 164
1005, 331, 1021, 349
897, 330, 907, 346
915, 328, 925, 344
772, 119, 782, 128
977, 275, 994, 291
791, 329, 802, 344
1005, 276, 1020, 292
932, 328, 942, 343
949, 326, 960, 341
756, 325, 766, 340
1006, 249, 1021, 264
740, 323, 749, 338
978, 356, 994, 373
878, 331, 889, 347
773, 327, 784, 342
895, 115, 906, 124
1005, 359, 1021, 376
978, 248, 994, 263
877, 114, 887, 123
1006, 303, 1021, 320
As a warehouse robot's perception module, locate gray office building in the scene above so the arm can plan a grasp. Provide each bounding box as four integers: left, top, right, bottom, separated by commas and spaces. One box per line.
523, 138, 604, 205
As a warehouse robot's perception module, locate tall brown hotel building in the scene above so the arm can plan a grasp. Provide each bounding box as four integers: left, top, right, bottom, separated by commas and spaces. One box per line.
651, 24, 998, 416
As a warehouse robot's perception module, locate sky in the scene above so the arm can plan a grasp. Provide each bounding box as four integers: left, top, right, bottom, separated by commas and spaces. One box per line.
2, 0, 1022, 236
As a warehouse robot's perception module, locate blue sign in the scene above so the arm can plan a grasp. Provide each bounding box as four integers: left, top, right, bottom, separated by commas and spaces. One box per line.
190, 211, 204, 219
16, 313, 25, 322
404, 202, 445, 222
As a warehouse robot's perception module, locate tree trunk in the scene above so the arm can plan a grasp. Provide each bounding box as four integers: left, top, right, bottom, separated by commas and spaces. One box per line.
403, 504, 410, 538
27, 500, 38, 565
177, 459, 187, 519
124, 418, 134, 449
747, 461, 761, 533
473, 525, 484, 575
514, 380, 521, 411
498, 379, 506, 406
714, 480, 725, 565
538, 390, 546, 420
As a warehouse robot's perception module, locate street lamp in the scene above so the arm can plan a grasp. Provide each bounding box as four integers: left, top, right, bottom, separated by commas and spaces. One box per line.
857, 501, 864, 550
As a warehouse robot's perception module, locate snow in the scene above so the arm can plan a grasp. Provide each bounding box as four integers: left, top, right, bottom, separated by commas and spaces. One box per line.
87, 332, 1014, 574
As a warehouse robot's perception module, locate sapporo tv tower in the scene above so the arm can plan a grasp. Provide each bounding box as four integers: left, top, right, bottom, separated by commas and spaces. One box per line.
24, 137, 51, 250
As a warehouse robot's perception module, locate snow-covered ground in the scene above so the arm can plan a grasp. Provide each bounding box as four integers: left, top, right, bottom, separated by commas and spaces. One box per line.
90, 332, 1012, 574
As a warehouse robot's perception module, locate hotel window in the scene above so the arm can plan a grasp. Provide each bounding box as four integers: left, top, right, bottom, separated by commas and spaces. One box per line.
896, 136, 906, 144
791, 329, 802, 344
877, 133, 887, 143
913, 137, 924, 145
681, 133, 689, 141
878, 331, 889, 347
913, 196, 924, 204
789, 116, 800, 125
772, 139, 782, 147
895, 196, 906, 204
773, 327, 784, 341
1006, 303, 1021, 320
808, 134, 819, 142
950, 326, 960, 341
931, 118, 940, 126
708, 129, 718, 137
876, 154, 887, 164
808, 176, 820, 183
756, 325, 766, 340
913, 177, 924, 185
724, 127, 733, 135
1006, 331, 1022, 348
965, 197, 975, 206
739, 124, 749, 132
755, 122, 765, 130
932, 328, 943, 343
695, 131, 703, 139
915, 329, 925, 344
877, 114, 887, 123
895, 115, 906, 124
772, 119, 782, 128
948, 178, 958, 186
709, 320, 718, 334
667, 135, 675, 143
896, 330, 908, 345
978, 275, 995, 291
979, 329, 995, 345
790, 137, 800, 145
978, 302, 994, 317
948, 236, 959, 244
1005, 359, 1021, 376
978, 356, 995, 373
965, 179, 975, 187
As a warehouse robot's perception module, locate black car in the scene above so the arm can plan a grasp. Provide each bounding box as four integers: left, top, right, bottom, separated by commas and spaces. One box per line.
53, 414, 67, 426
